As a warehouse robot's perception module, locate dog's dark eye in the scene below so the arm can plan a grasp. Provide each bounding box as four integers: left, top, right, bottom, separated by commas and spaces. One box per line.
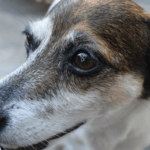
73, 52, 98, 70
26, 35, 33, 48
23, 30, 40, 57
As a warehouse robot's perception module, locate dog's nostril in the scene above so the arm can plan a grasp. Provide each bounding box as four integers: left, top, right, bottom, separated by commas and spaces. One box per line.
0, 116, 7, 132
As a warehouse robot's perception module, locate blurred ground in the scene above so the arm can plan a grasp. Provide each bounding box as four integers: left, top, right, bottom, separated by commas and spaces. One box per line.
0, 0, 149, 79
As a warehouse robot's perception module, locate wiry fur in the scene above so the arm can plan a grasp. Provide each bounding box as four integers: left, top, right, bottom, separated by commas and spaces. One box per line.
0, 0, 150, 150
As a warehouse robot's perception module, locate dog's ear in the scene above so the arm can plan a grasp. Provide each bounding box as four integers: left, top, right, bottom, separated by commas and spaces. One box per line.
142, 12, 150, 99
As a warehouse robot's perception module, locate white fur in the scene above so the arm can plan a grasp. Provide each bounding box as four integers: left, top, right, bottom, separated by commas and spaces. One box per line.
47, 99, 150, 150
65, 30, 76, 42
29, 17, 53, 41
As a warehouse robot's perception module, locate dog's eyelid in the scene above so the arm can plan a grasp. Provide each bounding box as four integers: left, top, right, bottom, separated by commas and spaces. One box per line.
22, 30, 29, 35
22, 28, 33, 36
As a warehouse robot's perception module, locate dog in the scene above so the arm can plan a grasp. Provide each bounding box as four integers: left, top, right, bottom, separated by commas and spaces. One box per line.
0, 0, 150, 150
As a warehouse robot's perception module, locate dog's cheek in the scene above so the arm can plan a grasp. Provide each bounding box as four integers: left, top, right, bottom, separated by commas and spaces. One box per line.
107, 74, 143, 107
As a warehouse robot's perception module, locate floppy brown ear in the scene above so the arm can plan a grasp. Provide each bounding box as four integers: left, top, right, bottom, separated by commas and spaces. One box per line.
142, 12, 150, 99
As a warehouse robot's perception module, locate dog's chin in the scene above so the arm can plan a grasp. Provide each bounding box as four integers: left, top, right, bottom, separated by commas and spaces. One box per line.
0, 121, 86, 150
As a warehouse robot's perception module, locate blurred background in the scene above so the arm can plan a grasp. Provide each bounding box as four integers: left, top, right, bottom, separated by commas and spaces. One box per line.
0, 0, 149, 79
0, 0, 49, 78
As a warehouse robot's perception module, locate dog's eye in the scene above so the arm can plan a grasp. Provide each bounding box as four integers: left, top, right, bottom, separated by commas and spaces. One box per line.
26, 35, 33, 48
73, 52, 98, 70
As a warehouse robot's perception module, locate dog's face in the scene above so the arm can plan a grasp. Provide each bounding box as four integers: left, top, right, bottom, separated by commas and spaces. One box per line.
0, 0, 150, 149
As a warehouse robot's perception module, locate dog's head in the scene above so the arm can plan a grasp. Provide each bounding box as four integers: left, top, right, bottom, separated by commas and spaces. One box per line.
0, 0, 150, 149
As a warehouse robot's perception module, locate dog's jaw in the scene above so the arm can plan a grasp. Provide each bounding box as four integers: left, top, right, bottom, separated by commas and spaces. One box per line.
0, 121, 85, 150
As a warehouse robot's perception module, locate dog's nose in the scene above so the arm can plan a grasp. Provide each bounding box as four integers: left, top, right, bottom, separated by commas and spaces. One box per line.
0, 112, 8, 132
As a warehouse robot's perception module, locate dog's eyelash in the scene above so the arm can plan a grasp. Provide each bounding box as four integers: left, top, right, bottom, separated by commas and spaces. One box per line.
22, 29, 32, 36
22, 30, 41, 58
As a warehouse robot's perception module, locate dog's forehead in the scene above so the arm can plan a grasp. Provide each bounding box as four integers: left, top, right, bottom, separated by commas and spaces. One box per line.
44, 0, 113, 41
28, 0, 81, 42
29, 0, 142, 42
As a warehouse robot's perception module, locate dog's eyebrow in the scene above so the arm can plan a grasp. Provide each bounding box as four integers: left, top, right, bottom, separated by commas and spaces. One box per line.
22, 28, 32, 36
65, 31, 93, 45
63, 31, 100, 55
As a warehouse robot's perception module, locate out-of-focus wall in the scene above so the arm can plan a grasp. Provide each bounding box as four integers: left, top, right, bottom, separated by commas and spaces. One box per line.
0, 0, 49, 79
35, 0, 53, 4
133, 0, 150, 11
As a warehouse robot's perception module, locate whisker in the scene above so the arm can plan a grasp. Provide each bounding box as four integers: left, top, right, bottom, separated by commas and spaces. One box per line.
2, 135, 13, 150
